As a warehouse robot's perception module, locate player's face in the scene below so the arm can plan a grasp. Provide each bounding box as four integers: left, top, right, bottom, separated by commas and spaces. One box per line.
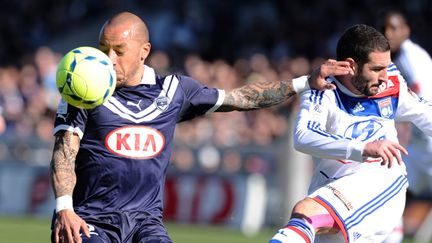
383, 15, 409, 53
99, 24, 150, 87
352, 51, 391, 96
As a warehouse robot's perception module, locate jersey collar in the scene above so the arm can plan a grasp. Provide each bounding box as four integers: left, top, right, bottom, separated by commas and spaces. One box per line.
140, 65, 156, 85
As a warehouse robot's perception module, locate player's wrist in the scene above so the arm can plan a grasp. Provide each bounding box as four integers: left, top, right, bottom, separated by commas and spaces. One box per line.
56, 195, 74, 213
292, 75, 310, 93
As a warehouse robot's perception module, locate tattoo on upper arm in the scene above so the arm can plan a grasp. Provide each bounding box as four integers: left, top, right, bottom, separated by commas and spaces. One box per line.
221, 79, 296, 111
50, 131, 79, 197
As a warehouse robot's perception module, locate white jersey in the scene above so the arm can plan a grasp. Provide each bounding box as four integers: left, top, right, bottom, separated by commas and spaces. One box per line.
294, 64, 432, 242
295, 64, 432, 180
393, 39, 432, 195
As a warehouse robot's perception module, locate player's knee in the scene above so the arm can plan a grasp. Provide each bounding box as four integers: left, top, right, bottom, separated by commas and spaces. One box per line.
292, 197, 325, 217
291, 198, 339, 234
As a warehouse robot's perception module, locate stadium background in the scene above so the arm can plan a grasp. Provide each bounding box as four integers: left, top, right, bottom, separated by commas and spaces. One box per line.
0, 0, 430, 242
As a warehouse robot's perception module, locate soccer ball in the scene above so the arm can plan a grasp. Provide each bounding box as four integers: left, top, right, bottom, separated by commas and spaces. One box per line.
56, 46, 116, 109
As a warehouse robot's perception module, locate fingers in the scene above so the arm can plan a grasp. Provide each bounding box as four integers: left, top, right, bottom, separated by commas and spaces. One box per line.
324, 83, 337, 90
380, 148, 393, 168
81, 221, 91, 238
364, 140, 406, 168
73, 226, 82, 243
55, 227, 61, 243
66, 228, 74, 243
321, 60, 353, 76
395, 143, 408, 156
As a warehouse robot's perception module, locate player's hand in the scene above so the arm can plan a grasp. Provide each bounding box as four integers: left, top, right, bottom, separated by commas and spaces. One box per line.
362, 140, 408, 168
54, 209, 90, 243
308, 59, 353, 90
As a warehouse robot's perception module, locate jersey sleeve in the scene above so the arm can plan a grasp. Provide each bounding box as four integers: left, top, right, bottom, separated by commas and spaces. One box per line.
396, 76, 432, 136
176, 75, 225, 122
53, 99, 88, 139
294, 90, 364, 162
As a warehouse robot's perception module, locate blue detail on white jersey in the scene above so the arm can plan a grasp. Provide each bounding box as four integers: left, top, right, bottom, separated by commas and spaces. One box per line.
309, 90, 324, 105
307, 121, 346, 140
344, 119, 383, 142
345, 176, 408, 230
334, 88, 398, 118
287, 218, 314, 241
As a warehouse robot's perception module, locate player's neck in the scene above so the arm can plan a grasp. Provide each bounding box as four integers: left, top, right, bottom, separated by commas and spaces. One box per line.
125, 66, 145, 86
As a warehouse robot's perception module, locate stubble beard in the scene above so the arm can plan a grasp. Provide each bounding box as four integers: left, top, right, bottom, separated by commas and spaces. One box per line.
352, 74, 377, 96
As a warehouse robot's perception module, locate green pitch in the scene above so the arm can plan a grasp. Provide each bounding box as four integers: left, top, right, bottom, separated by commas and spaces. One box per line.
0, 216, 415, 243
0, 216, 273, 243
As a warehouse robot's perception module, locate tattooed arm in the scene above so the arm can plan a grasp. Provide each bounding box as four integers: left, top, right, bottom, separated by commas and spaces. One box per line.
217, 79, 297, 112
50, 131, 90, 243
50, 131, 79, 198
216, 60, 352, 112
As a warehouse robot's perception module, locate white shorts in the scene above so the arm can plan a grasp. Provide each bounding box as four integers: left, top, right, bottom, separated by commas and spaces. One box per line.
308, 164, 408, 242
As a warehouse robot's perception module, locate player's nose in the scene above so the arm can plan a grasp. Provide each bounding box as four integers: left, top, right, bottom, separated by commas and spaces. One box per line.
106, 50, 117, 65
379, 69, 388, 81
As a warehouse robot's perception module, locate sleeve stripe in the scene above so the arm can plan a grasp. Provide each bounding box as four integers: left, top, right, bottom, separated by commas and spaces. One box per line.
307, 121, 347, 140
206, 89, 225, 114
309, 90, 324, 105
53, 125, 84, 139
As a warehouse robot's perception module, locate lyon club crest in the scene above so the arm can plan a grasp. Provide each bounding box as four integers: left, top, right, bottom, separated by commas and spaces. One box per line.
377, 98, 394, 118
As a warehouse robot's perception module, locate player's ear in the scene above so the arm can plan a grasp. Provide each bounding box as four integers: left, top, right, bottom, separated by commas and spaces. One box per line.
346, 58, 356, 74
141, 42, 151, 63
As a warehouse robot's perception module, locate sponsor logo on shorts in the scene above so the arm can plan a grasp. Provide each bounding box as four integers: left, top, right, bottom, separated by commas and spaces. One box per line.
325, 185, 353, 210
105, 125, 166, 159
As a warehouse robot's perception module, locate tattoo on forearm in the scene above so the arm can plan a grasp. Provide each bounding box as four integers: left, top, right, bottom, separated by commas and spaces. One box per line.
222, 79, 296, 111
50, 132, 78, 197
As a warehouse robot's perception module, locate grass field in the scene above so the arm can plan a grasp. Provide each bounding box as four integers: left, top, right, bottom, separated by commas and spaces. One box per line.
0, 216, 274, 243
0, 216, 415, 243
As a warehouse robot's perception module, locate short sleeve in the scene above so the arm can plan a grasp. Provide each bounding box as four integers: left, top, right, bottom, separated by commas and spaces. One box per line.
176, 75, 224, 122
53, 99, 88, 139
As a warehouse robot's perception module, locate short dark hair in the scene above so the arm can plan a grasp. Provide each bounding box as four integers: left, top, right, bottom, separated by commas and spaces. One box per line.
336, 24, 390, 65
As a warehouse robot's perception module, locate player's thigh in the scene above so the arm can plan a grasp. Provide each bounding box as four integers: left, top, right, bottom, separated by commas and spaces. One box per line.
133, 218, 172, 243
135, 235, 173, 243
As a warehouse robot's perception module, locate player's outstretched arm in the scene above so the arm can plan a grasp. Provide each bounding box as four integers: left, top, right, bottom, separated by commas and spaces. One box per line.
217, 60, 352, 112
362, 140, 408, 168
50, 131, 90, 243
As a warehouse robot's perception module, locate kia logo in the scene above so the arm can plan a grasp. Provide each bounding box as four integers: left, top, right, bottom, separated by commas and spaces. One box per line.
105, 126, 166, 159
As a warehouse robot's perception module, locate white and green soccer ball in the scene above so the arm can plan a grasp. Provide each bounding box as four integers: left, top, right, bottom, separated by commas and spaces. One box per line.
56, 46, 116, 109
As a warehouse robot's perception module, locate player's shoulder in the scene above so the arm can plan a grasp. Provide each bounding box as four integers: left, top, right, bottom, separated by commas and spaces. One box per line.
300, 85, 337, 103
156, 73, 199, 85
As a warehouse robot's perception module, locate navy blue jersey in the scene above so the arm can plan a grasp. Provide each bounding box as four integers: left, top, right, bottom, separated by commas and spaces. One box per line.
53, 66, 224, 218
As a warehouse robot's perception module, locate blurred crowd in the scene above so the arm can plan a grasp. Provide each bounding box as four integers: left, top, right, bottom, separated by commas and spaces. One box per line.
2, 0, 432, 66
1, 0, 432, 175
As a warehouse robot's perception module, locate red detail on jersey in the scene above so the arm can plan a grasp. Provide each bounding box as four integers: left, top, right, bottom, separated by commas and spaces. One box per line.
105, 125, 165, 159
369, 75, 400, 98
313, 197, 348, 242
286, 226, 312, 243
338, 158, 382, 164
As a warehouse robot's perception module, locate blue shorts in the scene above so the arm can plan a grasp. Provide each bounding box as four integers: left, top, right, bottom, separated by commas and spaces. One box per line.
51, 210, 173, 243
